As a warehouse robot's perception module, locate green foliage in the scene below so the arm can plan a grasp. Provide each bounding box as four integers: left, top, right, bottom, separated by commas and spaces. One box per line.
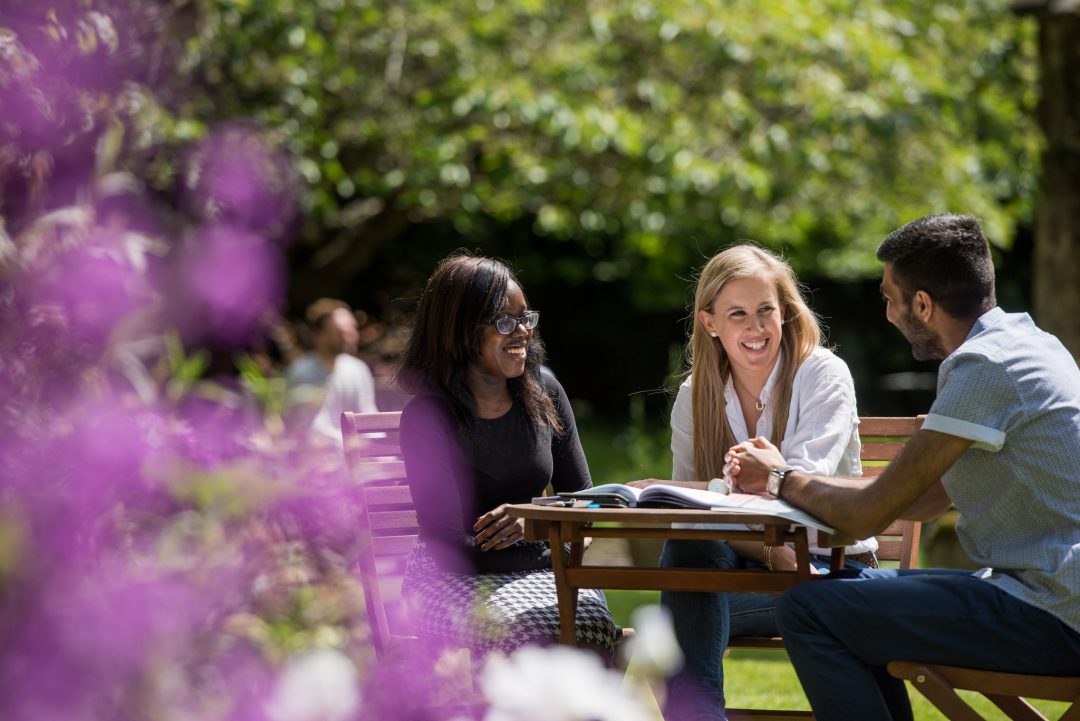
166, 0, 1038, 308
163, 331, 211, 400
579, 412, 673, 486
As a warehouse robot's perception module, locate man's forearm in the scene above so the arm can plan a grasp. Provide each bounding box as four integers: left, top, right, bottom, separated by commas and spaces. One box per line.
899, 480, 951, 522
778, 471, 893, 539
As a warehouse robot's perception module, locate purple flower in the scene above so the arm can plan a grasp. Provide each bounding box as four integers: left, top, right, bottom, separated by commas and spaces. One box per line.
168, 223, 285, 352
18, 234, 152, 363
182, 123, 299, 243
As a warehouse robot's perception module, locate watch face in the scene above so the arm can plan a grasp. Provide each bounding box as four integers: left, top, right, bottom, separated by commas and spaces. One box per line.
768, 467, 790, 496
708, 478, 732, 495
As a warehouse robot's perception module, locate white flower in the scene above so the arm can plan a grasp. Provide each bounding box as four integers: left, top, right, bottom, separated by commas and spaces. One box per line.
481, 644, 651, 721
267, 648, 361, 721
623, 605, 683, 678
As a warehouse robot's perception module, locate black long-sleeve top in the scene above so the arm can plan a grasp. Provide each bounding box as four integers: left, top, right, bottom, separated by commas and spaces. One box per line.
399, 375, 591, 574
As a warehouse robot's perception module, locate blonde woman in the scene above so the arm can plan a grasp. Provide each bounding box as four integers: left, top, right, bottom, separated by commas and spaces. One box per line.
646, 245, 875, 721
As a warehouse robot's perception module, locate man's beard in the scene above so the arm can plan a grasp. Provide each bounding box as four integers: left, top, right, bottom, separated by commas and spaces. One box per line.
899, 309, 947, 361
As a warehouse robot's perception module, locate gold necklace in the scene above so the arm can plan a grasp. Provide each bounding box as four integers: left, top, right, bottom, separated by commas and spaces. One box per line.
733, 377, 766, 412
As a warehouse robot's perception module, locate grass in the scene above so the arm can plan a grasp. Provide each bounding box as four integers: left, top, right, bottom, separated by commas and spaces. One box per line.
608, 590, 1069, 720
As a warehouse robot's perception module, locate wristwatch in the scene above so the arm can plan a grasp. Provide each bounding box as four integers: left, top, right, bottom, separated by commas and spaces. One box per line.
707, 477, 732, 495
767, 465, 798, 497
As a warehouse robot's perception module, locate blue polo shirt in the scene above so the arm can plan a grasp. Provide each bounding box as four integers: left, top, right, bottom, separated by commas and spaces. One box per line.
921, 307, 1080, 633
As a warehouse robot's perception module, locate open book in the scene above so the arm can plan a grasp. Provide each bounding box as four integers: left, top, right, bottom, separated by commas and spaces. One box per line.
556, 483, 834, 533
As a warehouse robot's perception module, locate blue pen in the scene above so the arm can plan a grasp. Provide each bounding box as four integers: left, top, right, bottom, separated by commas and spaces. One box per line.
587, 503, 601, 508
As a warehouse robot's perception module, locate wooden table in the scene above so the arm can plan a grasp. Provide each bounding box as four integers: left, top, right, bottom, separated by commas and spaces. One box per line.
507, 503, 827, 646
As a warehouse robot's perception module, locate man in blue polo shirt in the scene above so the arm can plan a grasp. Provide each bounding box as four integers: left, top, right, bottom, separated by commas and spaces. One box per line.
727, 214, 1080, 721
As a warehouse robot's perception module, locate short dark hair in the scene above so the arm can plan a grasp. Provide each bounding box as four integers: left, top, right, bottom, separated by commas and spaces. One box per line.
304, 298, 351, 331
398, 252, 561, 432
876, 214, 996, 320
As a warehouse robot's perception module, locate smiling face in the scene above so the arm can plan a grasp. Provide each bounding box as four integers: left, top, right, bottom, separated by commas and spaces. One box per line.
699, 273, 784, 381
469, 279, 532, 383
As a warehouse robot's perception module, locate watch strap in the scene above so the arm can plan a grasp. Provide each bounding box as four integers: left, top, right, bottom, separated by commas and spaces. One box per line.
768, 465, 798, 496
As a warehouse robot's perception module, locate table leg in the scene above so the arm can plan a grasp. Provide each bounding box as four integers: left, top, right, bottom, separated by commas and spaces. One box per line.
792, 526, 812, 581
547, 521, 578, 646
830, 547, 847, 574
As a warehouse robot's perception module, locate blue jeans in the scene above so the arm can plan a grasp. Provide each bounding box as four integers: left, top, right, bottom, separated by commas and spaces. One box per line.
660, 539, 861, 721
776, 567, 1080, 721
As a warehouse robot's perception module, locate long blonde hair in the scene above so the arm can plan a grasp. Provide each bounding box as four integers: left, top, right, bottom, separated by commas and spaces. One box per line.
688, 245, 821, 482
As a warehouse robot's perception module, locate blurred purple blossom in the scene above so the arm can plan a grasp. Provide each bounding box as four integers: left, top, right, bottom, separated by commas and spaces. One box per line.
363, 642, 481, 721
182, 123, 300, 244
268, 648, 361, 721
25, 236, 154, 354
0, 6, 653, 716
169, 223, 285, 352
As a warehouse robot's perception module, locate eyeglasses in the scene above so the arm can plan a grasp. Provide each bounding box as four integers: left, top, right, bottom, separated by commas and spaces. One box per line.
490, 310, 540, 335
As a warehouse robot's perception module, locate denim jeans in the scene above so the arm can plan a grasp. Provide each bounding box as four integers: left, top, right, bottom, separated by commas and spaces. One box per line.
659, 539, 863, 721
776, 567, 1080, 721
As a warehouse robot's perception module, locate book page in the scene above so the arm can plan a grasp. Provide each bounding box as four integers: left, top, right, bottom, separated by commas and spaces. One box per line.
631, 485, 834, 532
709, 493, 835, 533
636, 484, 729, 508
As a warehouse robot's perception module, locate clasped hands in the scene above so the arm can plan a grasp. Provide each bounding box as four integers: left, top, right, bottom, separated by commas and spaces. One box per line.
628, 436, 789, 494
727, 439, 822, 574
723, 435, 788, 493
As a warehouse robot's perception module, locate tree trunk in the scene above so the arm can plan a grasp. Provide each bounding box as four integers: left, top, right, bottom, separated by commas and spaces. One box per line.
288, 205, 410, 308
1033, 11, 1080, 360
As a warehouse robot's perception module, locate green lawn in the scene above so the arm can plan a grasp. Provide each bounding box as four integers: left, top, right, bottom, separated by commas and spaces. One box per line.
608, 590, 1068, 720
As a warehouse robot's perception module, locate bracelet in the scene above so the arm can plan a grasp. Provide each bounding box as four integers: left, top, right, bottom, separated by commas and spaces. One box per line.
763, 544, 774, 571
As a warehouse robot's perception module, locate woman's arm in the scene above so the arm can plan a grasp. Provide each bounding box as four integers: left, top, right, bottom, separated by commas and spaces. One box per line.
402, 396, 552, 573
547, 377, 592, 494
776, 352, 860, 478
474, 377, 588, 571
670, 380, 696, 482
400, 397, 477, 573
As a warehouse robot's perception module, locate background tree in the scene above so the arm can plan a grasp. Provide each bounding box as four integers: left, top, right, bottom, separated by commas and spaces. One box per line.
163, 0, 1038, 304
2, 0, 1055, 417
1013, 1, 1080, 359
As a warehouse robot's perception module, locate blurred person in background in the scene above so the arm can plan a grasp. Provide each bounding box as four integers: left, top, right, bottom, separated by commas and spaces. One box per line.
285, 298, 377, 442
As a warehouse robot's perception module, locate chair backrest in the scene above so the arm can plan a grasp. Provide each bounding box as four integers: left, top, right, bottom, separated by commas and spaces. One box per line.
341, 411, 418, 658
858, 416, 925, 568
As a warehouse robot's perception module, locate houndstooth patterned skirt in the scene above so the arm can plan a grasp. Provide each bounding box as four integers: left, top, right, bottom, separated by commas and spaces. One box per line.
401, 539, 617, 657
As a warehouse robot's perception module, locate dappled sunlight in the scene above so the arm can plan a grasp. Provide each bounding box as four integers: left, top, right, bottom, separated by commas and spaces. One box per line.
3, 1, 1074, 719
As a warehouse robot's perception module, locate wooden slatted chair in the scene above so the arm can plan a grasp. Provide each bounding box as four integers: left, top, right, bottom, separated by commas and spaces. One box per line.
340, 410, 419, 658
725, 416, 924, 721
887, 662, 1080, 721
342, 410, 484, 718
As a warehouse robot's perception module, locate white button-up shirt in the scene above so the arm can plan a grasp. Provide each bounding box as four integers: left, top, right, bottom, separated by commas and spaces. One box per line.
671, 346, 875, 555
